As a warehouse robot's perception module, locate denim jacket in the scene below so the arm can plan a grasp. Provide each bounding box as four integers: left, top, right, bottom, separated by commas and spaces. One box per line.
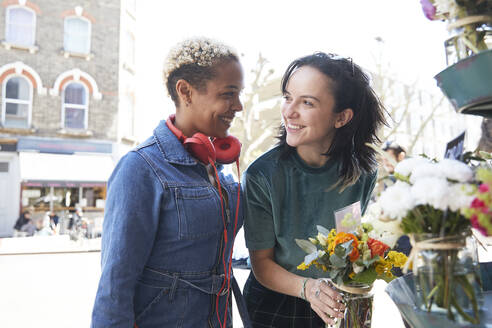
91, 120, 243, 328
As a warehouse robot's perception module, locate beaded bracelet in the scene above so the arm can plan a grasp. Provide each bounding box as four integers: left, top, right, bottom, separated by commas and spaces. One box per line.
300, 278, 309, 300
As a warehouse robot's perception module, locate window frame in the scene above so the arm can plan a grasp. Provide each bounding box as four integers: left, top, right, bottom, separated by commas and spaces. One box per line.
61, 81, 89, 130
1, 75, 33, 129
63, 16, 92, 55
5, 6, 36, 47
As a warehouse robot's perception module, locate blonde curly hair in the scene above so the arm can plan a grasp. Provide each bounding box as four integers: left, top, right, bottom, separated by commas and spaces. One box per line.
163, 37, 239, 104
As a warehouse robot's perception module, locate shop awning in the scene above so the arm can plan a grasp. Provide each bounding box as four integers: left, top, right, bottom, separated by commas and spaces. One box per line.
19, 152, 114, 187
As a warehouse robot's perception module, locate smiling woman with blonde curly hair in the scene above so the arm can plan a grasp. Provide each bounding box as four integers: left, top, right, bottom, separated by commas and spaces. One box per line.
91, 37, 246, 328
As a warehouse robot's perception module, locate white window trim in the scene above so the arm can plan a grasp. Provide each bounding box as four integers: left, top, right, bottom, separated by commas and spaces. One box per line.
1, 74, 33, 128
61, 82, 89, 130
50, 69, 102, 100
5, 5, 36, 48
63, 15, 92, 56
0, 61, 46, 95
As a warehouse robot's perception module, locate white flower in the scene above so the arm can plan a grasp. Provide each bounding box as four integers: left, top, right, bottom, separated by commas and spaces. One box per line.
366, 216, 403, 248
411, 177, 449, 211
394, 157, 431, 176
410, 162, 444, 183
379, 181, 415, 219
362, 202, 383, 223
437, 159, 473, 183
447, 183, 474, 212
353, 262, 365, 274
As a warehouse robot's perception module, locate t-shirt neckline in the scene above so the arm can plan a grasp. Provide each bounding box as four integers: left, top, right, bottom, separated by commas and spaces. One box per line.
290, 150, 335, 174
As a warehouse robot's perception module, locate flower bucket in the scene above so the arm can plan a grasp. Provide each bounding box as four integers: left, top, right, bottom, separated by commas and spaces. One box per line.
435, 49, 492, 118
324, 280, 374, 328
411, 232, 483, 324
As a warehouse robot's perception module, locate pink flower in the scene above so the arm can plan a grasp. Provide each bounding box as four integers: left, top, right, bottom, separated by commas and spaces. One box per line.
479, 183, 490, 193
471, 198, 485, 209
470, 214, 488, 236
420, 0, 436, 20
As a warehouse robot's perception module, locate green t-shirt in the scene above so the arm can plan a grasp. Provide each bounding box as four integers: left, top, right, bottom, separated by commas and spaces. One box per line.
243, 146, 377, 278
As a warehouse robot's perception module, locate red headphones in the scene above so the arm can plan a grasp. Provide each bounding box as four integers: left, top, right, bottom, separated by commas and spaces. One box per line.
166, 115, 241, 165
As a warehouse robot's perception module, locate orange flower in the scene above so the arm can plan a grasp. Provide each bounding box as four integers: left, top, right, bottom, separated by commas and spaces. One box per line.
333, 232, 360, 262
367, 238, 390, 258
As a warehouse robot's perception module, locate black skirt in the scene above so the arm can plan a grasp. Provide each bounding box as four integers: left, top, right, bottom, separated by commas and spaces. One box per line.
243, 272, 325, 328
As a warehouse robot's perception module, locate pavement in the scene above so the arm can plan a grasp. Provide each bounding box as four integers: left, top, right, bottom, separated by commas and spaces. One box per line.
0, 237, 405, 328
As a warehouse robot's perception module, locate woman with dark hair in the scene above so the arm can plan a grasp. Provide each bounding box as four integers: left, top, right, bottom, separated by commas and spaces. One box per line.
242, 52, 386, 327
92, 37, 245, 328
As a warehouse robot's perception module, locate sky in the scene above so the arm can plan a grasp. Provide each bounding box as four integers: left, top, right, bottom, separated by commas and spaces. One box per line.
135, 0, 451, 141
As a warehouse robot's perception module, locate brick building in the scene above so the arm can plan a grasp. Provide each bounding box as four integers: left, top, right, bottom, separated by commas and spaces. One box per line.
0, 0, 136, 237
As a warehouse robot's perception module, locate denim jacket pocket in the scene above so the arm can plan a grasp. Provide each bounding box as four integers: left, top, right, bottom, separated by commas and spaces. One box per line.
134, 281, 170, 321
175, 186, 222, 240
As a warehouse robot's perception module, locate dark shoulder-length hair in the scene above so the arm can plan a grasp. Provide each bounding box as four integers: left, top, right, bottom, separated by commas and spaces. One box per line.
277, 52, 387, 190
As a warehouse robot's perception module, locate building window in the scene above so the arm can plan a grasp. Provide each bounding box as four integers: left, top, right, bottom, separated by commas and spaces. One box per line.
62, 82, 88, 129
2, 76, 32, 128
5, 6, 36, 47
64, 17, 91, 54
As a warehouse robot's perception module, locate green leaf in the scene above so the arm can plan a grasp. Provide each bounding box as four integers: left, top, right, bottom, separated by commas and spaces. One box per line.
329, 268, 342, 279
334, 240, 353, 258
316, 225, 331, 236
357, 255, 380, 268
330, 253, 347, 268
351, 267, 378, 285
295, 239, 317, 254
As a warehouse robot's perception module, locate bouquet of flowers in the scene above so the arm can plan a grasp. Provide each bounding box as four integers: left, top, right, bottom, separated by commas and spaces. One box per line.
378, 156, 482, 324
420, 0, 492, 61
296, 224, 407, 328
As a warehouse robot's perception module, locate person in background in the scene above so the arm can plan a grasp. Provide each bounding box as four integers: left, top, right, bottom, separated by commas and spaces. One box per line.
20, 214, 37, 237
13, 210, 31, 232
48, 211, 59, 228
242, 52, 386, 327
91, 37, 245, 328
381, 141, 406, 175
36, 213, 54, 236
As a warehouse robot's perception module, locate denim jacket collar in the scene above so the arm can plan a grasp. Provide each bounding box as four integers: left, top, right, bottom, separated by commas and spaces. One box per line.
153, 119, 198, 166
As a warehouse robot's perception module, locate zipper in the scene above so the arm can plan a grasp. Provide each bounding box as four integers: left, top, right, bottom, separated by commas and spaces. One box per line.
201, 164, 231, 327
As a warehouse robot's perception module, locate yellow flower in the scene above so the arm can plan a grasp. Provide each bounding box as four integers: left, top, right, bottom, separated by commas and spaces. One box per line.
349, 271, 356, 279
375, 263, 385, 275
375, 259, 393, 276
387, 251, 408, 268
328, 229, 337, 242
297, 262, 311, 271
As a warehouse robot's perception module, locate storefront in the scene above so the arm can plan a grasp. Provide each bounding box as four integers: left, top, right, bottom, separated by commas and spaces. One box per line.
18, 151, 113, 234
19, 152, 112, 212
0, 137, 115, 237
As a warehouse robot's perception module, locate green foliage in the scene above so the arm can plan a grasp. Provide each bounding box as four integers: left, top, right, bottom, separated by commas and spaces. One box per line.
295, 238, 317, 254
351, 267, 378, 285
355, 255, 380, 268
316, 225, 331, 236
400, 205, 470, 235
